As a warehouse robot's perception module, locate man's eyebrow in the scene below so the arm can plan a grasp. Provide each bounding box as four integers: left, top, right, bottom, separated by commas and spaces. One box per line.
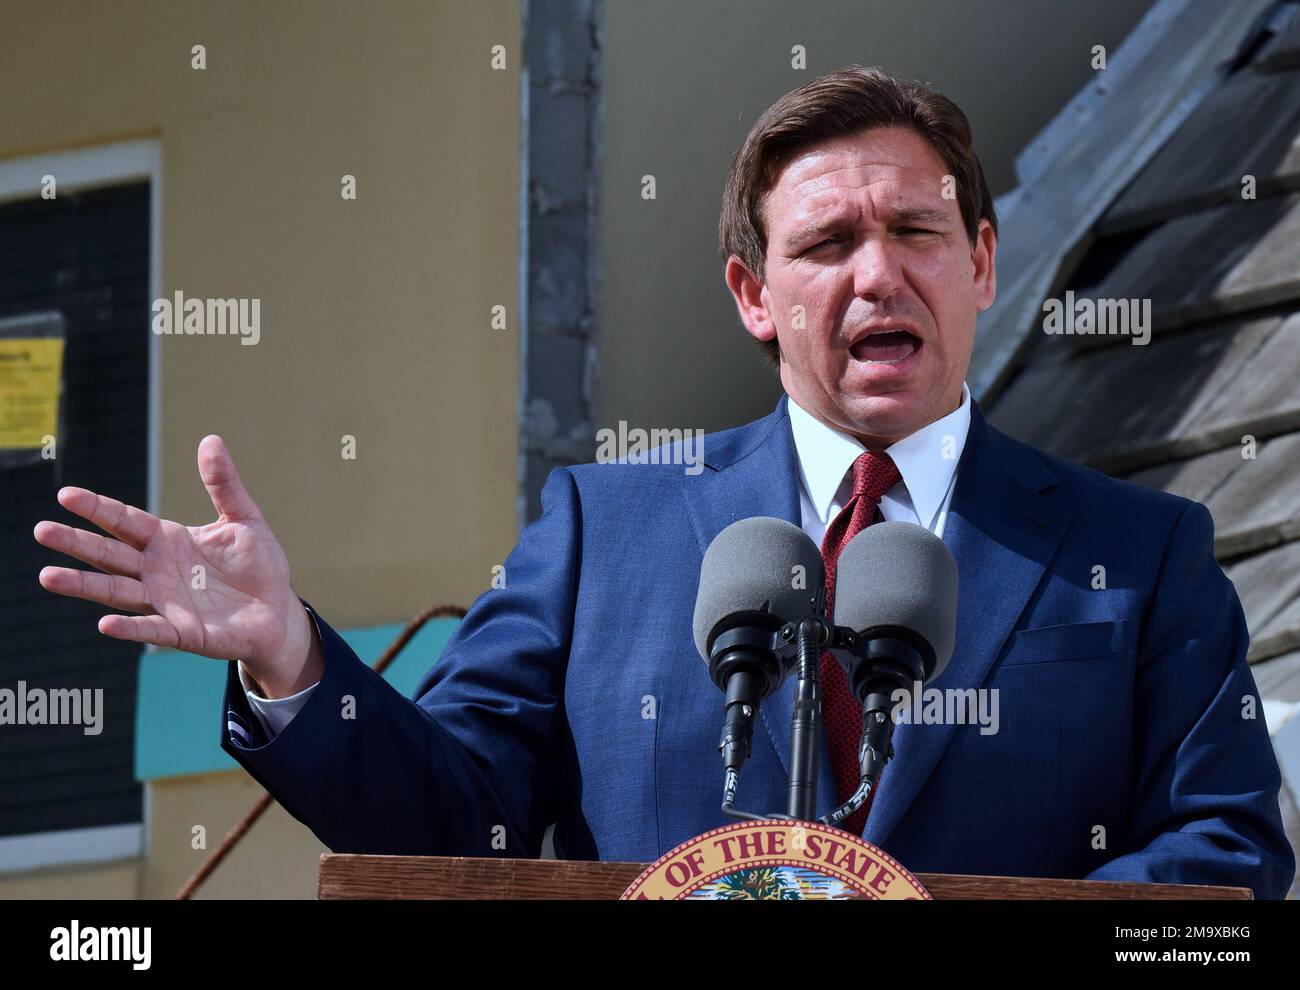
782, 206, 956, 250
889, 206, 956, 226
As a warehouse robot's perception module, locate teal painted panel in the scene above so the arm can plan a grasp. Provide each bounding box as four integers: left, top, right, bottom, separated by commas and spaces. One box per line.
134, 616, 461, 781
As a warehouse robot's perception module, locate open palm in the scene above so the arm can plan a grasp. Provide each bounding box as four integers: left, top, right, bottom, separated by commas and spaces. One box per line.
34, 435, 301, 669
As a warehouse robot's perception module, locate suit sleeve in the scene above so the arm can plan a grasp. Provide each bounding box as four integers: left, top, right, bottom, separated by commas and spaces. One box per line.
237, 658, 317, 737
218, 467, 582, 858
1084, 500, 1296, 898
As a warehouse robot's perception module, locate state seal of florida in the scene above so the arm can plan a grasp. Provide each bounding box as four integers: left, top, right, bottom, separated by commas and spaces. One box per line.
621, 820, 932, 900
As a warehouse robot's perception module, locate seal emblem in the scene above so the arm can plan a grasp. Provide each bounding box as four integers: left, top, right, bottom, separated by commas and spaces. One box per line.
621, 820, 931, 900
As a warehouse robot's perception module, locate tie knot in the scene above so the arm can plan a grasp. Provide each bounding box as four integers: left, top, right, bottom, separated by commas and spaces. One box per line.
850, 450, 901, 503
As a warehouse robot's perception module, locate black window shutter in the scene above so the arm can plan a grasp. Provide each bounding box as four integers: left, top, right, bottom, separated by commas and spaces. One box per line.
0, 181, 149, 839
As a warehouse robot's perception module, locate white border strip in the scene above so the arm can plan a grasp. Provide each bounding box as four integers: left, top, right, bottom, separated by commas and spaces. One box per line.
0, 824, 143, 874
0, 141, 158, 204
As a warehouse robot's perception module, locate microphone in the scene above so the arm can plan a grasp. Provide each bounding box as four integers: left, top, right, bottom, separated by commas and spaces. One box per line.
832, 520, 958, 695
693, 517, 825, 791
823, 520, 958, 828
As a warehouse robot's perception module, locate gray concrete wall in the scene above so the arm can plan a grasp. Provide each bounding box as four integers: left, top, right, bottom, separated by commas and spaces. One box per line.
598, 0, 1156, 436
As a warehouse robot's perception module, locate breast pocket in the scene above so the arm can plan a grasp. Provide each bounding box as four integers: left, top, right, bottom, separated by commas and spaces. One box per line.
999, 619, 1128, 667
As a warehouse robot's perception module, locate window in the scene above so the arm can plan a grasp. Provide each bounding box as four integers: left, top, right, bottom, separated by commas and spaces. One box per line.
0, 142, 159, 871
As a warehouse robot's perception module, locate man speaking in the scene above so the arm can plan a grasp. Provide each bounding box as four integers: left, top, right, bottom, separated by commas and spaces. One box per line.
33, 66, 1295, 898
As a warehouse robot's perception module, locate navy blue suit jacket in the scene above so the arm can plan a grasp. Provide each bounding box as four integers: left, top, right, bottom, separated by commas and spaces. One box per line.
221, 395, 1295, 897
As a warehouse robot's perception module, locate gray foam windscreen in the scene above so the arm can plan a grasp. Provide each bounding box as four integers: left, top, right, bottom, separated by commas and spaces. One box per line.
832, 520, 959, 680
692, 516, 826, 661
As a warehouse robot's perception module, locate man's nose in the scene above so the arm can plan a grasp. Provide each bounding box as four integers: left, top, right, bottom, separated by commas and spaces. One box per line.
851, 238, 902, 301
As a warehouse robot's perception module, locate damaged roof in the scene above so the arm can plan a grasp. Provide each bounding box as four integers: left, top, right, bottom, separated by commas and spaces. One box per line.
982, 0, 1300, 894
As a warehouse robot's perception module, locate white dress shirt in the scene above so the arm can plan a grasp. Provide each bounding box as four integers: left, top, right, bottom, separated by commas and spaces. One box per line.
238, 659, 316, 738
241, 382, 973, 740
789, 381, 971, 546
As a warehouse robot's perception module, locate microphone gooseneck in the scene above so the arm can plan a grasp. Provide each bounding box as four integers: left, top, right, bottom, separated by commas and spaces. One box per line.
692, 516, 959, 832
693, 517, 825, 822
821, 521, 959, 830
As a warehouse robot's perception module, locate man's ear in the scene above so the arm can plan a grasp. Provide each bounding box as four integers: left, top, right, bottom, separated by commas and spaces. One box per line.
973, 219, 997, 312
725, 254, 776, 346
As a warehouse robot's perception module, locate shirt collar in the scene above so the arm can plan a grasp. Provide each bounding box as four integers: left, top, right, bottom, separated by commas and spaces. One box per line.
787, 382, 971, 529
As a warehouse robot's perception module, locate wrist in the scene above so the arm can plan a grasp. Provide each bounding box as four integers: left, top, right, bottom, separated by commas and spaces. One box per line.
245, 599, 322, 699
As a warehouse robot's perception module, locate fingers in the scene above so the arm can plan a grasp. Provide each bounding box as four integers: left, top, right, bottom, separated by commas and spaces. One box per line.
55, 486, 158, 551
33, 520, 144, 577
38, 566, 151, 614
197, 435, 263, 523
98, 614, 180, 649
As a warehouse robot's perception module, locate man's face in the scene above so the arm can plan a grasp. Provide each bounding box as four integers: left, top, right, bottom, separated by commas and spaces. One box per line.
726, 125, 997, 447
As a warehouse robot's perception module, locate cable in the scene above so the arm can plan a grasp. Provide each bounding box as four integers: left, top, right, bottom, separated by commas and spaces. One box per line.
174, 602, 468, 900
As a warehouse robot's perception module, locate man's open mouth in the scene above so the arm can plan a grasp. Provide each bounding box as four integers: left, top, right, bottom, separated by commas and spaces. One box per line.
850, 330, 922, 364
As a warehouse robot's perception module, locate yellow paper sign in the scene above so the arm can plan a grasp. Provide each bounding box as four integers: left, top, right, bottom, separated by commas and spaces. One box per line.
0, 338, 64, 448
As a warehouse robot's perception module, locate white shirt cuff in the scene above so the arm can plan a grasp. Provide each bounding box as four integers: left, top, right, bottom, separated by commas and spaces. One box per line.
237, 662, 319, 739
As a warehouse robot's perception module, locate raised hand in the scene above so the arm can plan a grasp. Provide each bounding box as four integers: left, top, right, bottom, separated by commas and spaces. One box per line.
34, 435, 322, 695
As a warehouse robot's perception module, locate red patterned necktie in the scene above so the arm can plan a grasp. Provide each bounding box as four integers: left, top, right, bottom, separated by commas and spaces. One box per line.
820, 450, 902, 835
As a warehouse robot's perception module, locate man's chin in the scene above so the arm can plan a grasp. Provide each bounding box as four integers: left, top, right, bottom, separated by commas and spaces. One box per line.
841, 389, 915, 417
836, 393, 924, 444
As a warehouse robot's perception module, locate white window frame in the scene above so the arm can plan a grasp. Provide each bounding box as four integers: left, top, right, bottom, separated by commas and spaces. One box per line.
0, 138, 161, 874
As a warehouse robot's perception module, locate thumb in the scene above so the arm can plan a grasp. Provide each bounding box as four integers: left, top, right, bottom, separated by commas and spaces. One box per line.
197, 435, 263, 522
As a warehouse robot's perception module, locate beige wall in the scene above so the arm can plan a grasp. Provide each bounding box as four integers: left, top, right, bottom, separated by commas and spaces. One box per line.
598, 0, 1155, 436
140, 773, 326, 900
0, 0, 517, 897
0, 774, 325, 900
0, 859, 140, 900
1, 0, 521, 628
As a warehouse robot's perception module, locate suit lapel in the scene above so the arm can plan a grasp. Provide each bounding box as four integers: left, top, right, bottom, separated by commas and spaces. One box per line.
680, 394, 1074, 836
681, 393, 841, 816
863, 400, 1073, 848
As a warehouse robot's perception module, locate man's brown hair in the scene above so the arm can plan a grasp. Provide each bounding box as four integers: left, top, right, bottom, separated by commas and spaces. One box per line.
719, 65, 998, 367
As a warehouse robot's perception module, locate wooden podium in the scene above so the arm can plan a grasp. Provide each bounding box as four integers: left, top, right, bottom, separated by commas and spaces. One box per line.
318, 854, 1252, 900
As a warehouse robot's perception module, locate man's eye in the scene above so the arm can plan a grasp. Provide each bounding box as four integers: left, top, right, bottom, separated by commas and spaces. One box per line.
899, 227, 936, 236
807, 236, 844, 252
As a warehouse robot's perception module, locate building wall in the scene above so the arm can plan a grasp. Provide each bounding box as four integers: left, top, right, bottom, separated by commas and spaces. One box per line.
140, 773, 326, 901
0, 858, 140, 900
0, 774, 325, 900
1, 0, 521, 626
0, 0, 518, 897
